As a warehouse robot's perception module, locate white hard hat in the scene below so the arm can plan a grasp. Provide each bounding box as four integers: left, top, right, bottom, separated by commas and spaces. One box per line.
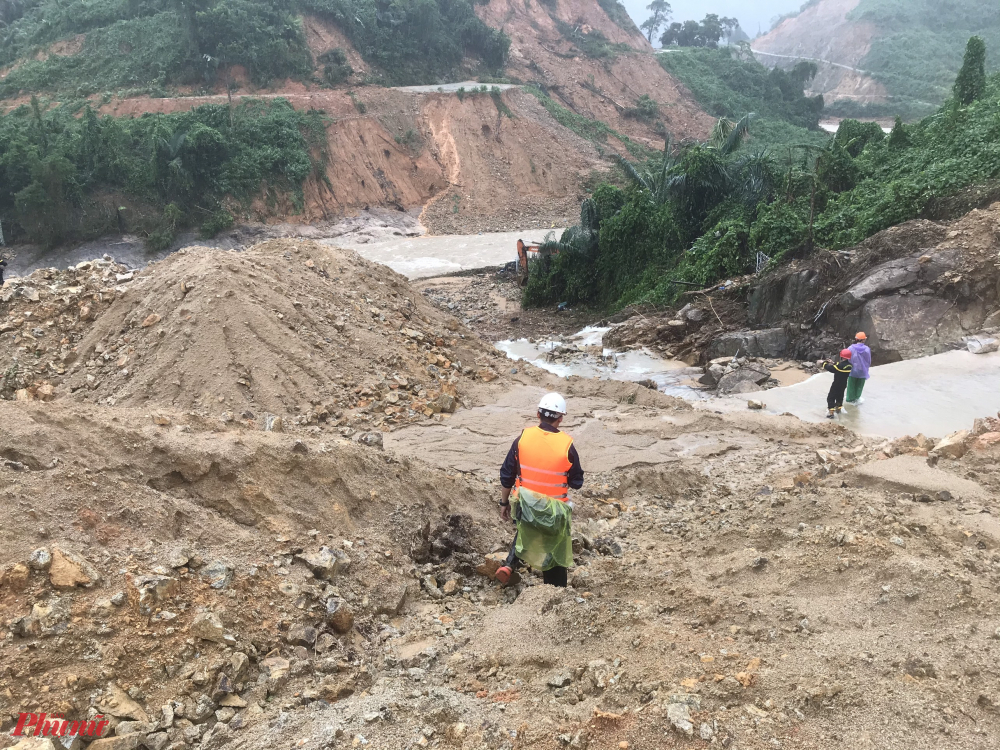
538, 392, 567, 415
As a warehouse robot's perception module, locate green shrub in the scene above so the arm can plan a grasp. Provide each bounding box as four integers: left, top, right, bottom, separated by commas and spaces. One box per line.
0, 98, 323, 248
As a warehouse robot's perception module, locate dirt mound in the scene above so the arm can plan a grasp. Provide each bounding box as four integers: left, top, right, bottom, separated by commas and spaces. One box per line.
56, 239, 508, 424
754, 0, 888, 107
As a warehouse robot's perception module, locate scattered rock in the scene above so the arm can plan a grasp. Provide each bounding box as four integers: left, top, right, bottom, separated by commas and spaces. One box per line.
325, 598, 355, 634
200, 560, 232, 589
190, 612, 229, 644
49, 548, 100, 589
666, 702, 694, 736
28, 547, 52, 571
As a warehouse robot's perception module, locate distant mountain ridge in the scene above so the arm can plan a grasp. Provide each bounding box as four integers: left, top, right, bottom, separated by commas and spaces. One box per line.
755, 0, 1000, 118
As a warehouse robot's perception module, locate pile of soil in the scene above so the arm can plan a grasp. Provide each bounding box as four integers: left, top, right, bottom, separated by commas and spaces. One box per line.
55, 240, 511, 428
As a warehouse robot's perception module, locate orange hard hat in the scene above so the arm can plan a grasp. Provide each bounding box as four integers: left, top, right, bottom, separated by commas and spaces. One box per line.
855, 332, 867, 340
840, 349, 853, 359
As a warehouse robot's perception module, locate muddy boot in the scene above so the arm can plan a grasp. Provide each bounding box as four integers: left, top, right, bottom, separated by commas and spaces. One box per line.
494, 566, 521, 587
826, 410, 835, 419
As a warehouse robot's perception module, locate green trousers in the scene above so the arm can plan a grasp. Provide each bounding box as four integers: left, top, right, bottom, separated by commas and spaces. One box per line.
845, 377, 866, 403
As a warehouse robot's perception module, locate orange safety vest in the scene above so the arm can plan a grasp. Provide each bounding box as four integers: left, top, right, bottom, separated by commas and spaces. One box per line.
516, 426, 574, 501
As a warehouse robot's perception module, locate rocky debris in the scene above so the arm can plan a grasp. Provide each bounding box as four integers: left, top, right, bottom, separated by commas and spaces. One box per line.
130, 574, 179, 613
30, 241, 508, 432
295, 547, 351, 580
200, 560, 232, 589
0, 258, 132, 399
749, 204, 1000, 362
666, 699, 695, 736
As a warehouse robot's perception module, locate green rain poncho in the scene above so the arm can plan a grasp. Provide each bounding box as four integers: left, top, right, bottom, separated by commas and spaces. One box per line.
513, 487, 573, 571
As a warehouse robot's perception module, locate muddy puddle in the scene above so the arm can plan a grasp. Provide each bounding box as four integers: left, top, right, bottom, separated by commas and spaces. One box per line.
726, 349, 1000, 438
495, 326, 708, 399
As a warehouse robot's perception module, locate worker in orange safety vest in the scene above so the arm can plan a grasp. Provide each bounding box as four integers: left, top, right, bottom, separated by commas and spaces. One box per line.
495, 392, 584, 588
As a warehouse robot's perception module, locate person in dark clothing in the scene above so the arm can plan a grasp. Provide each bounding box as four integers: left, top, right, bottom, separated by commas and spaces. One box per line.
0, 260, 6, 285
496, 392, 583, 588
823, 349, 854, 418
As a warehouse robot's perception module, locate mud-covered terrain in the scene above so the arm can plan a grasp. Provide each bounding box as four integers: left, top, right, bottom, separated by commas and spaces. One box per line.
2, 242, 1000, 750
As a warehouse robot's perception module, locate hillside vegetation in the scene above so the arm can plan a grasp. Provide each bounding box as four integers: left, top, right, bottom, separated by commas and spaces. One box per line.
0, 98, 325, 248
849, 0, 1000, 113
526, 38, 1000, 310
0, 0, 509, 97
657, 46, 828, 152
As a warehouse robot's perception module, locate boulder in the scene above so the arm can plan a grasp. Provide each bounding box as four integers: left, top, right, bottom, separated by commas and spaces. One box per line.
967, 336, 999, 355
838, 258, 919, 310
933, 430, 970, 459
707, 329, 788, 359
717, 363, 771, 394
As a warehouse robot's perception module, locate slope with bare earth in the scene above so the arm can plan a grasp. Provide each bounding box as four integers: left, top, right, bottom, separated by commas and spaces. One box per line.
754, 0, 888, 108
478, 0, 714, 145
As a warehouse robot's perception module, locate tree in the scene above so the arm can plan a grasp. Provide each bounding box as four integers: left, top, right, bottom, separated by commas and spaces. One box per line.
640, 0, 671, 44
953, 36, 986, 106
660, 14, 740, 48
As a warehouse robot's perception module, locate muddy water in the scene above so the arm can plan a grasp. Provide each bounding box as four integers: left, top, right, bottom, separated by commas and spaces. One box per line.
332, 229, 559, 279
496, 327, 707, 399
742, 350, 1000, 438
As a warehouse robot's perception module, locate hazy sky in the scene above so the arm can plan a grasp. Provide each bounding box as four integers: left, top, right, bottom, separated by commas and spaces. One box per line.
621, 0, 804, 40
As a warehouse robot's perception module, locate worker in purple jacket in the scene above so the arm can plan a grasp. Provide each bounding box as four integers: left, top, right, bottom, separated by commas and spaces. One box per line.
845, 332, 871, 404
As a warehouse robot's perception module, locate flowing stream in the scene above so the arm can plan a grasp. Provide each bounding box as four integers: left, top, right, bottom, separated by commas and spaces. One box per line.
495, 326, 707, 399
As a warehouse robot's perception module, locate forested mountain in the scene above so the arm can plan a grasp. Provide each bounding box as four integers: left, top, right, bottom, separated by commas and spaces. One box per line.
756, 0, 1000, 118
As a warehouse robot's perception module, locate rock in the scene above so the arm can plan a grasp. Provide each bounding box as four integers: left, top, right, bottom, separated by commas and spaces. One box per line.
260, 656, 290, 680
99, 683, 151, 723
285, 625, 318, 647
229, 652, 250, 681
747, 399, 765, 410
115, 722, 155, 736
210, 673, 234, 704
933, 430, 969, 459
219, 693, 246, 708
130, 575, 178, 613
28, 547, 52, 571
263, 414, 284, 432
357, 431, 383, 449
141, 734, 169, 750
666, 702, 694, 736
890, 536, 905, 547
200, 560, 232, 589
431, 393, 457, 413
967, 336, 999, 354
190, 612, 228, 644
6, 562, 31, 590
140, 314, 161, 328
86, 737, 141, 750
151, 413, 171, 426
973, 431, 1000, 451
700, 723, 714, 741
296, 547, 351, 580
442, 578, 459, 595
547, 671, 572, 688
11, 739, 57, 750
325, 598, 355, 633
707, 328, 788, 359
717, 363, 771, 394
49, 548, 100, 589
